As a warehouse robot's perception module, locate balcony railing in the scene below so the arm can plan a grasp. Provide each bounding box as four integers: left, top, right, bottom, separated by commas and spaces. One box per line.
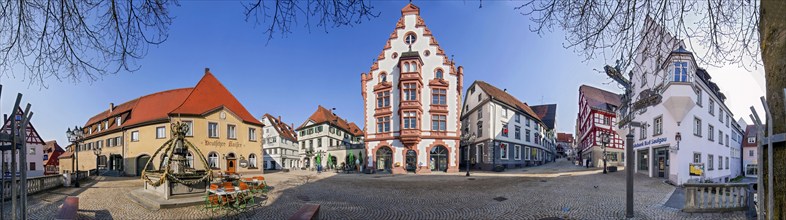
683, 183, 753, 213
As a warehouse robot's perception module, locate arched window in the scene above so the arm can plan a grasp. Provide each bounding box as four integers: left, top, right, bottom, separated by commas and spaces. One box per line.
412, 63, 418, 71
208, 152, 218, 168
435, 69, 443, 79
380, 73, 387, 82
404, 63, 411, 72
249, 154, 257, 168
186, 152, 194, 168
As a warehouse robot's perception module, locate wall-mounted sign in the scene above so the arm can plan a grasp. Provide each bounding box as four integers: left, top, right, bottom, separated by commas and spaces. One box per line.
689, 163, 704, 176
239, 159, 248, 168
204, 140, 245, 148
633, 137, 668, 148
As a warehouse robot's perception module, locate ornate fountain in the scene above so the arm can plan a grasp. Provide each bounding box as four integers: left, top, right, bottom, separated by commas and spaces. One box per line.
139, 121, 213, 200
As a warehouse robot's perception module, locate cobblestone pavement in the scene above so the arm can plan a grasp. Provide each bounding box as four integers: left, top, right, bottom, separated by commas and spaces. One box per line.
3, 160, 748, 219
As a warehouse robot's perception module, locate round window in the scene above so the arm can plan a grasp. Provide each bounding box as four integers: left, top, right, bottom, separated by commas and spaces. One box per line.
424, 50, 431, 56
392, 52, 398, 59
404, 33, 417, 45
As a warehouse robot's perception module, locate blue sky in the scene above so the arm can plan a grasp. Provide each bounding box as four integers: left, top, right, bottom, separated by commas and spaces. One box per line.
0, 1, 763, 146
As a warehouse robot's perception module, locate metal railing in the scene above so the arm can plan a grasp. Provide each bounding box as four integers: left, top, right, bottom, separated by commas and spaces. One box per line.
683, 183, 753, 213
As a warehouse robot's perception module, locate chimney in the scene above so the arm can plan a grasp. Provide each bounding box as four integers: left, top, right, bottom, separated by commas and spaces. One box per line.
205, 67, 210, 74
109, 103, 115, 113
278, 116, 282, 123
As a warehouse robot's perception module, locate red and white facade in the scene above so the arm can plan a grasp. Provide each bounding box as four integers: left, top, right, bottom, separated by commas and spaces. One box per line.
361, 3, 463, 174
576, 85, 624, 167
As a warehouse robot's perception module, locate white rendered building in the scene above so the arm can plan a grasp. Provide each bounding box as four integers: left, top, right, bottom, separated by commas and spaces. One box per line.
626, 18, 740, 185
1, 110, 46, 177
360, 3, 463, 174
460, 81, 556, 171
261, 114, 299, 170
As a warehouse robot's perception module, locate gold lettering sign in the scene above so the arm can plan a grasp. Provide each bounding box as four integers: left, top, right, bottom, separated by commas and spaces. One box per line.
204, 140, 244, 148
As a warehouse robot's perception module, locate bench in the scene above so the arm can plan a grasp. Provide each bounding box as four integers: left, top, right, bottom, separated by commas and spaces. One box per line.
288, 203, 320, 220
55, 196, 79, 220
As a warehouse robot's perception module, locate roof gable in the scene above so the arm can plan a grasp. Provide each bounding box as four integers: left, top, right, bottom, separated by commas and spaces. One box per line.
297, 106, 364, 136
2, 107, 45, 144
579, 85, 621, 112
473, 81, 541, 122
530, 104, 557, 130
263, 114, 298, 142
170, 70, 262, 126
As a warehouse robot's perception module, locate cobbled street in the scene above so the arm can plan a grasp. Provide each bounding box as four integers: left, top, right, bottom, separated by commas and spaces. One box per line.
4, 160, 747, 219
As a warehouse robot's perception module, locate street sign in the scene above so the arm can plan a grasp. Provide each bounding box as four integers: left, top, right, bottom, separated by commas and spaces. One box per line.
604, 65, 631, 89
632, 94, 662, 111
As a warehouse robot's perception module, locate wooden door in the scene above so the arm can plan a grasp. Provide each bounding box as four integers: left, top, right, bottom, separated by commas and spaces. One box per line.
227, 159, 236, 174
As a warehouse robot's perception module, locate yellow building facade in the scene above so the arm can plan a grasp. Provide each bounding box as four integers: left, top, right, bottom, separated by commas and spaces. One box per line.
60, 70, 264, 176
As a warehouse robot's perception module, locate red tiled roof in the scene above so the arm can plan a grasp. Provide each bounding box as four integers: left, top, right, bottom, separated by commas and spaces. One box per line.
474, 81, 541, 122
297, 105, 365, 136
44, 140, 64, 153
59, 151, 73, 159
171, 72, 262, 126
263, 114, 298, 142
579, 85, 621, 112
743, 125, 758, 147
83, 70, 262, 138
557, 133, 574, 143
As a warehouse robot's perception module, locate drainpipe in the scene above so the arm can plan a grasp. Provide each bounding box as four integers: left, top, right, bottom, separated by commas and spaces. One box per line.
491, 98, 496, 170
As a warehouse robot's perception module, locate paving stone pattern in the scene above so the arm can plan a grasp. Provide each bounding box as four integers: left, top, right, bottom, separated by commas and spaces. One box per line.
2, 160, 747, 219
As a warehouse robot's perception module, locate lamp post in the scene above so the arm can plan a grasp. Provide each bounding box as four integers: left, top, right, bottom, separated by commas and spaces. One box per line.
601, 132, 610, 174
66, 126, 84, 187
461, 132, 476, 177
93, 144, 102, 177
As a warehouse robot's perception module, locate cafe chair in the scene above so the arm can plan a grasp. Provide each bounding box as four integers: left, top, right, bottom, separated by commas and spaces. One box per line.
237, 182, 254, 209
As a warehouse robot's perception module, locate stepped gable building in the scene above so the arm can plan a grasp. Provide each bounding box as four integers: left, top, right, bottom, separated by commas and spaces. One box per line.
296, 106, 364, 170
60, 69, 263, 176
360, 3, 463, 174
261, 114, 300, 170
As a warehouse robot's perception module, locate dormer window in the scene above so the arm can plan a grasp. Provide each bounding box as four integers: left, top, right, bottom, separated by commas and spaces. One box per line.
435, 69, 443, 79
116, 117, 122, 126
672, 61, 689, 82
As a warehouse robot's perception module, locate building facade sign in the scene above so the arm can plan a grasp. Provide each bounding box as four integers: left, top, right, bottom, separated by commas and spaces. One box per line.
204, 140, 244, 148
633, 137, 668, 149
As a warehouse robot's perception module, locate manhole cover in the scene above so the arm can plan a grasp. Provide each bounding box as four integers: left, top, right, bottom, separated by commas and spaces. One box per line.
467, 178, 476, 180
540, 180, 548, 182
493, 196, 508, 202
296, 195, 310, 201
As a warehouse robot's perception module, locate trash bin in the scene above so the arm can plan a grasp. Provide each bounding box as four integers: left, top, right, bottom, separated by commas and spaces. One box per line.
63, 173, 72, 187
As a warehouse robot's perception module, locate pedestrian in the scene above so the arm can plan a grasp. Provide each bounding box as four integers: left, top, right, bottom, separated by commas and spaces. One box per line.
356, 157, 361, 173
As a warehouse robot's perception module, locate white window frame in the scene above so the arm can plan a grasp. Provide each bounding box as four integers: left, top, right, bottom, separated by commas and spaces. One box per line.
156, 126, 166, 139
654, 115, 663, 136
208, 122, 219, 138
525, 146, 531, 160
694, 117, 702, 137
249, 128, 257, 141
131, 131, 139, 142
500, 143, 509, 160
208, 152, 219, 168
514, 145, 521, 160
227, 124, 237, 139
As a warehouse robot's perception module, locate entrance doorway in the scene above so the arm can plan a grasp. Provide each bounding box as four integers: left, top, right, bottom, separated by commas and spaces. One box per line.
430, 146, 448, 172
226, 153, 237, 174
109, 154, 123, 171
136, 155, 152, 176
405, 150, 417, 172
655, 148, 669, 178
376, 147, 393, 172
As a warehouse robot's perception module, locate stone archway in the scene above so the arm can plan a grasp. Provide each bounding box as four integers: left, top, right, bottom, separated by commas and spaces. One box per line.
375, 146, 393, 172
136, 154, 152, 176
430, 146, 448, 172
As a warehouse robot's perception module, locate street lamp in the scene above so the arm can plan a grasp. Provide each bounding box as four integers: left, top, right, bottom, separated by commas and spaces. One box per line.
93, 144, 102, 177
66, 126, 84, 187
601, 132, 610, 174
460, 132, 476, 177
